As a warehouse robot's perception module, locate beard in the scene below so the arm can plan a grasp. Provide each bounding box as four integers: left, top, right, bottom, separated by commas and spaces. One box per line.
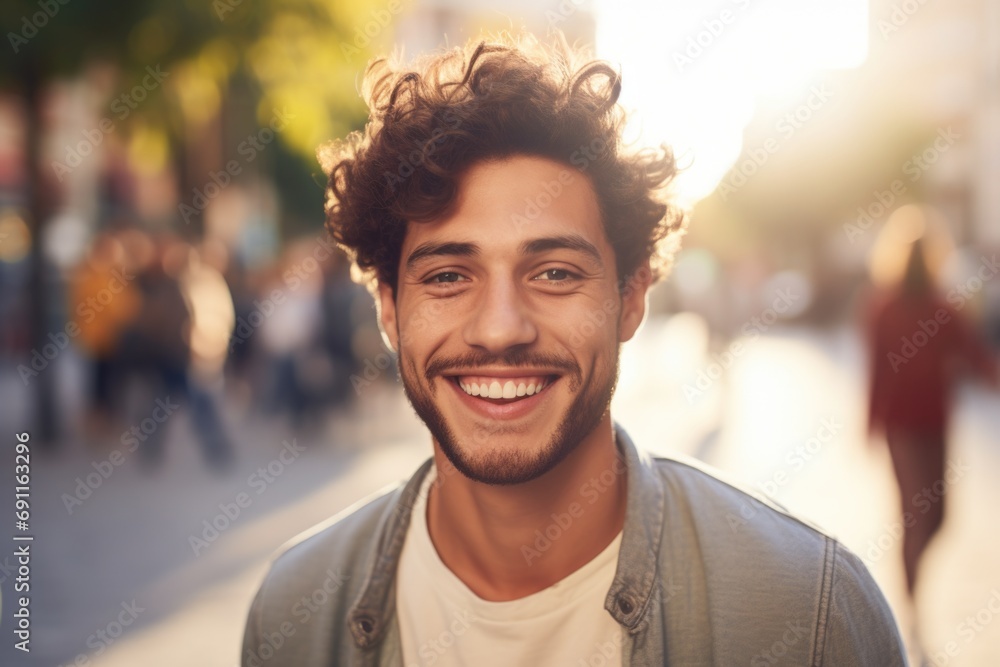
397, 344, 621, 486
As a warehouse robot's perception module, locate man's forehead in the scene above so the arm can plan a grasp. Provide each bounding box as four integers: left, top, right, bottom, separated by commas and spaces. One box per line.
453, 155, 600, 218
400, 155, 608, 258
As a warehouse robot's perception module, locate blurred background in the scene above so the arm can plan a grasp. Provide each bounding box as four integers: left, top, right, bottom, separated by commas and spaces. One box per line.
0, 0, 998, 665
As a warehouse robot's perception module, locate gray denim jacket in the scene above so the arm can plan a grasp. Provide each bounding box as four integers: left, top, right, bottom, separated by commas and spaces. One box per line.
242, 425, 908, 666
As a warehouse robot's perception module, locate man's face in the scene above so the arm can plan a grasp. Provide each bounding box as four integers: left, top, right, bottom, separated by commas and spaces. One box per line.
378, 155, 649, 485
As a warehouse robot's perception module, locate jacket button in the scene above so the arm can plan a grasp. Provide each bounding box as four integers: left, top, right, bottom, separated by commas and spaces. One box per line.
617, 597, 634, 615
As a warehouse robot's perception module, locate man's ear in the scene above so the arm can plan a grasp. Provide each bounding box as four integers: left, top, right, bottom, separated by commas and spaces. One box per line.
375, 280, 399, 353
618, 263, 653, 343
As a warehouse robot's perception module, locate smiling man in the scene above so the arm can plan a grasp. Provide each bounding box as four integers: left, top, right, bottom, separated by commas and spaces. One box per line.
242, 34, 907, 666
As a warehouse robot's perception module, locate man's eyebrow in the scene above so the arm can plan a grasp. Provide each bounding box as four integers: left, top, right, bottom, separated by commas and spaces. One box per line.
519, 235, 603, 265
405, 241, 480, 271
404, 235, 603, 272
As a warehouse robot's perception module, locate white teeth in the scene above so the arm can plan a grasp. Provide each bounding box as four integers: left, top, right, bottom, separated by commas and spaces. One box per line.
457, 377, 551, 398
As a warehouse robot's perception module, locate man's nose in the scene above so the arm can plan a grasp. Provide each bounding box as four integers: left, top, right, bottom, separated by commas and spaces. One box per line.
462, 279, 538, 353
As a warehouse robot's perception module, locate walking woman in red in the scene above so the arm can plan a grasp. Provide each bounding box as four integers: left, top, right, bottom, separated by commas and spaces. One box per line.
864, 207, 999, 605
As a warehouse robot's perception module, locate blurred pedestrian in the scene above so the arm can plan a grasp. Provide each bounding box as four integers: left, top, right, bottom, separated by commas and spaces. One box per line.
864, 226, 999, 602
69, 230, 141, 437
258, 240, 326, 429
320, 250, 371, 405
129, 236, 236, 472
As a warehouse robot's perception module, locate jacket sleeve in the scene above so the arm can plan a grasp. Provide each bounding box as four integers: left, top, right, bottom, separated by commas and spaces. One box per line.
819, 543, 908, 666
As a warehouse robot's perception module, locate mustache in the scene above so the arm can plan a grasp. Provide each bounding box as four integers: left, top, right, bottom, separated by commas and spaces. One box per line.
424, 348, 580, 382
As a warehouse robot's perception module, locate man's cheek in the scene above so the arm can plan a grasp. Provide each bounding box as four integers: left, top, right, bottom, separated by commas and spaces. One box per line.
411, 299, 448, 333
404, 306, 435, 337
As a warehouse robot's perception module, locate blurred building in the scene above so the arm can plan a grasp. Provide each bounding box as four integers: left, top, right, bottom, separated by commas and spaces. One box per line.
864, 0, 999, 247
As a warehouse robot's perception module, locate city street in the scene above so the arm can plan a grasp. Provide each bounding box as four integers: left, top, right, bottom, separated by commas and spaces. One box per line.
1, 318, 998, 666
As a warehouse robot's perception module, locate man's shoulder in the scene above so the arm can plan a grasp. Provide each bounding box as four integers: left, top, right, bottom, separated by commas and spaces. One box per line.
643, 451, 905, 662
243, 477, 419, 665
647, 451, 835, 573
255, 479, 406, 608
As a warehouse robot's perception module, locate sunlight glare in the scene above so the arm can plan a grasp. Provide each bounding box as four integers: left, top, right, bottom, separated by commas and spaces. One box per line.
595, 0, 869, 205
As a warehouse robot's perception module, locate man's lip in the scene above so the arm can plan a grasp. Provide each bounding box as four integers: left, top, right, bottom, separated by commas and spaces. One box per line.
440, 369, 565, 379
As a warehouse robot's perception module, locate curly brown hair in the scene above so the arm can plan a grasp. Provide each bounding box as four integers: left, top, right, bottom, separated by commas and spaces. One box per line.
318, 32, 687, 297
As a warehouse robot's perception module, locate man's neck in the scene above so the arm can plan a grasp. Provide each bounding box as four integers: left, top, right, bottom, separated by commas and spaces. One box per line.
425, 415, 627, 602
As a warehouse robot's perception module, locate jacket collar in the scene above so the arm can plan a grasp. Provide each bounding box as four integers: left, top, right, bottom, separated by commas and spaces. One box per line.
603, 424, 665, 633
347, 422, 664, 647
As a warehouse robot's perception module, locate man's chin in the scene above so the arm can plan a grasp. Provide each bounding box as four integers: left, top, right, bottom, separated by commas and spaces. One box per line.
439, 438, 567, 486
434, 414, 567, 485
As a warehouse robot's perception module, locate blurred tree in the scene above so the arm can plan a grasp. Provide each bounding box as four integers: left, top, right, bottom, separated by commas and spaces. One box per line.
1, 0, 379, 444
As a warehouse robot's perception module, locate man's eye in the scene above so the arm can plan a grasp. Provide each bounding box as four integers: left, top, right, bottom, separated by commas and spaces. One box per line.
535, 268, 577, 281
428, 272, 464, 284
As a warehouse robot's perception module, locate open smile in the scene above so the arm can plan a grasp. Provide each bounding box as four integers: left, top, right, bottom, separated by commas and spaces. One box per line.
443, 373, 561, 419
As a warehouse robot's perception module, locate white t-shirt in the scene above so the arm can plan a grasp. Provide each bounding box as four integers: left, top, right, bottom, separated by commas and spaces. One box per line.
396, 465, 624, 667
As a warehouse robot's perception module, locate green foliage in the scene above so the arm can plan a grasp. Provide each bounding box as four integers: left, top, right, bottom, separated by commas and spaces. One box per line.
2, 0, 381, 228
